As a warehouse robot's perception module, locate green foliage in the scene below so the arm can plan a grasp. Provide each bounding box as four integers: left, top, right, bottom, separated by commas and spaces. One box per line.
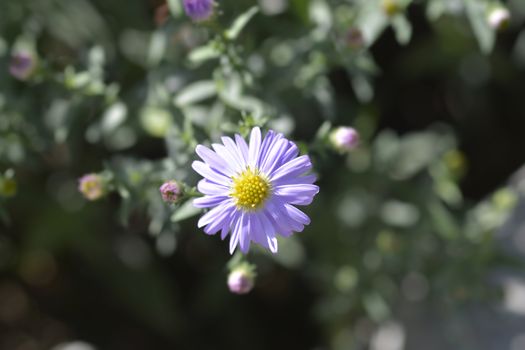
0, 0, 523, 348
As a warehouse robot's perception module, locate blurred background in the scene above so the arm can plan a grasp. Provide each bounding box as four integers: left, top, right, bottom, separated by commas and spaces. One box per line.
1, 0, 525, 349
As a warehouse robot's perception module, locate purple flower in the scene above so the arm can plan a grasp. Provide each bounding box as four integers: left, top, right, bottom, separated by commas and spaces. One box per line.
9, 52, 36, 81
160, 180, 182, 203
330, 126, 359, 152
183, 0, 214, 22
192, 127, 319, 254
78, 173, 106, 201
227, 268, 254, 295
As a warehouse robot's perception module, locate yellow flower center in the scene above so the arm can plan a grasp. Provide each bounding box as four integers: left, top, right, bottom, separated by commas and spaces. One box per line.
230, 168, 271, 211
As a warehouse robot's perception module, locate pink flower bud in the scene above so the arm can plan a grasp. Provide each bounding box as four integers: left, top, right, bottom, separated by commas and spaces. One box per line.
78, 174, 107, 201
227, 268, 255, 295
330, 126, 360, 152
160, 180, 182, 203
9, 51, 37, 81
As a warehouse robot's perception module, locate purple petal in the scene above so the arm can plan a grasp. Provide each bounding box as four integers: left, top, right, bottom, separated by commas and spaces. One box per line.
273, 184, 319, 205
196, 145, 234, 176
203, 204, 235, 235
264, 201, 296, 236
267, 235, 278, 253
239, 213, 251, 253
211, 143, 244, 174
229, 213, 243, 254
221, 224, 230, 240
255, 212, 278, 253
234, 134, 249, 164
284, 203, 310, 226
248, 127, 262, 167
269, 155, 312, 183
274, 174, 317, 186
192, 161, 232, 186
198, 201, 232, 228
257, 130, 277, 168
248, 213, 269, 248
220, 136, 248, 169
260, 138, 290, 174
279, 141, 299, 166
197, 179, 229, 196
193, 195, 229, 208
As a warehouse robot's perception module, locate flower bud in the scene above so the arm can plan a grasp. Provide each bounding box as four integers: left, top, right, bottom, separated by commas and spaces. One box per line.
227, 267, 255, 295
160, 180, 182, 203
330, 126, 360, 152
9, 51, 37, 81
78, 173, 107, 201
345, 28, 365, 50
487, 6, 510, 31
183, 0, 215, 22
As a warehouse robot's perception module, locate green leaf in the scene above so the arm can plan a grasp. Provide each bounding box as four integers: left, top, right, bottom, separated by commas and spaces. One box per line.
351, 74, 374, 103
427, 199, 460, 240
290, 0, 310, 23
101, 102, 127, 135
464, 0, 495, 54
174, 81, 216, 107
171, 200, 201, 222
363, 292, 390, 322
225, 6, 259, 40
0, 204, 10, 225
147, 30, 167, 67
167, 0, 183, 17
426, 0, 447, 20
356, 0, 388, 46
309, 0, 332, 40
188, 44, 221, 65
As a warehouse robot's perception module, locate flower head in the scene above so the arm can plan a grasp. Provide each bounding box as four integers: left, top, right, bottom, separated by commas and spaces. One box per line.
183, 0, 214, 22
9, 51, 37, 81
192, 127, 319, 254
487, 6, 510, 31
160, 180, 182, 203
78, 173, 106, 201
227, 267, 255, 295
330, 126, 359, 152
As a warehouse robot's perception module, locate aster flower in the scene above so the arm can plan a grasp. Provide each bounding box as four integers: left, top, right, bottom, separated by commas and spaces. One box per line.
9, 51, 37, 81
330, 126, 360, 152
192, 127, 319, 254
183, 0, 214, 22
78, 173, 107, 201
160, 180, 182, 203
